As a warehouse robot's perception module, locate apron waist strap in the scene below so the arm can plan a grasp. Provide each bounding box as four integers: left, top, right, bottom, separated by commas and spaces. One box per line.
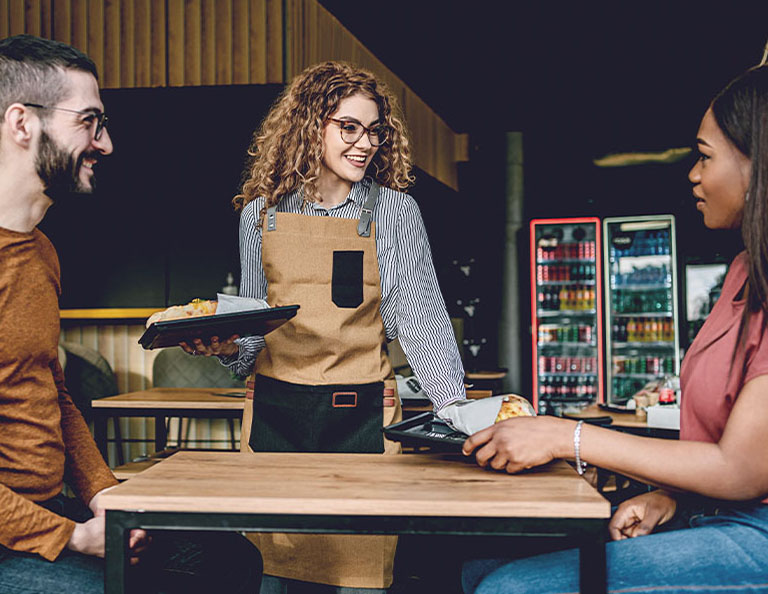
246, 375, 395, 407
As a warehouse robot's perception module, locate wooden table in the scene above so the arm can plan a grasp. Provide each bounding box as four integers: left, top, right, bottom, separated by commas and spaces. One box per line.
92, 388, 246, 465
100, 451, 610, 594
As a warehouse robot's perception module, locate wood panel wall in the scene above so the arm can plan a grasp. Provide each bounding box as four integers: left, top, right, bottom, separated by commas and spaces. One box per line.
0, 0, 284, 87
0, 0, 466, 188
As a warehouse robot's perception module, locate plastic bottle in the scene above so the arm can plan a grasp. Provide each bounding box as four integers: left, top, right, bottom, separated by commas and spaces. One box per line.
626, 318, 636, 342
659, 375, 677, 405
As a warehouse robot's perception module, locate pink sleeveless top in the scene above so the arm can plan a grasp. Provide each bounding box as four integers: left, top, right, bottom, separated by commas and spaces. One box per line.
680, 252, 768, 442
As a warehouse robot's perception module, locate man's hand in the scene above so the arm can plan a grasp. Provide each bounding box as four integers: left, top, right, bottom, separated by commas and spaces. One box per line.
86, 486, 150, 563
609, 490, 677, 541
67, 516, 106, 557
461, 416, 570, 474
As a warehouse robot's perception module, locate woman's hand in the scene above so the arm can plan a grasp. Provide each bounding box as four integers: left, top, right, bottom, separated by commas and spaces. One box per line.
608, 490, 677, 541
180, 334, 240, 357
461, 416, 571, 474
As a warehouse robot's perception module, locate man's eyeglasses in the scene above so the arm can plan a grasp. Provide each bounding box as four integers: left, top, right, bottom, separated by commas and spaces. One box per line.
327, 118, 388, 147
23, 103, 109, 141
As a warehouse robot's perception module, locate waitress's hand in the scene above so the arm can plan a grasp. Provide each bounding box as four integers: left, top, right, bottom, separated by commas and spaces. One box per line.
462, 416, 571, 474
609, 490, 677, 541
180, 335, 239, 358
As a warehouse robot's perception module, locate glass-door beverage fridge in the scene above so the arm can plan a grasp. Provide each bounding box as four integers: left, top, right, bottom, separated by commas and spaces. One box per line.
530, 218, 604, 414
603, 215, 680, 408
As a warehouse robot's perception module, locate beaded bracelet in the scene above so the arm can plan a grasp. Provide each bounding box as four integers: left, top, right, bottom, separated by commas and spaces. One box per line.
573, 420, 587, 475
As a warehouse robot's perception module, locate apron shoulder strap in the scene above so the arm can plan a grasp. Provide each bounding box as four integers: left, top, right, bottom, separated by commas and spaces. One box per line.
266, 205, 277, 231
356, 181, 380, 237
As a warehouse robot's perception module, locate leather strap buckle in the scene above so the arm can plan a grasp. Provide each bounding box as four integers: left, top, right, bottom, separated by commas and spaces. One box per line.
332, 392, 358, 407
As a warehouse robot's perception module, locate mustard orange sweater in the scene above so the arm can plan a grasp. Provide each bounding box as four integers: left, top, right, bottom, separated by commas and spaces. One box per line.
0, 226, 117, 561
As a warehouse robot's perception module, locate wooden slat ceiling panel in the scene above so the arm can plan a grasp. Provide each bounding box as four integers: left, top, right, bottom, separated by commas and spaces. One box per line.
3, 0, 461, 189
184, 0, 202, 86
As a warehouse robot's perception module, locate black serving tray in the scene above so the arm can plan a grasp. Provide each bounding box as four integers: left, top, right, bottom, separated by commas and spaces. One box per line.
383, 412, 468, 451
139, 305, 299, 350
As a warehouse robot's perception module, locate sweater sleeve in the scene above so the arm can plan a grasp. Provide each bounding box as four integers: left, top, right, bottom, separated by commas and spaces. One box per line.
54, 359, 118, 505
0, 482, 76, 561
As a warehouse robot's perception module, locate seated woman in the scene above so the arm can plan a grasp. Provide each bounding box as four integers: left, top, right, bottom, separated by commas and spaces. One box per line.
462, 63, 768, 593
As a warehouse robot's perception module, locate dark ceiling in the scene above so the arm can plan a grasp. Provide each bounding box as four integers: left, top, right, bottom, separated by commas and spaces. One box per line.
319, 1, 768, 157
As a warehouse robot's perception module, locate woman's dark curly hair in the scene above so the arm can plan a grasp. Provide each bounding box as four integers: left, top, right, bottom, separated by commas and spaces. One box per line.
233, 61, 414, 212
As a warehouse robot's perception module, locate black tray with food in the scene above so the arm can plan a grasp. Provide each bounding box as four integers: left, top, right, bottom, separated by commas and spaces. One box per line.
383, 412, 468, 451
139, 305, 300, 350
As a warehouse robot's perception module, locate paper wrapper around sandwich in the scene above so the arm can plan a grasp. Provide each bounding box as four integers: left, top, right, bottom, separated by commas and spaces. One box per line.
439, 394, 536, 436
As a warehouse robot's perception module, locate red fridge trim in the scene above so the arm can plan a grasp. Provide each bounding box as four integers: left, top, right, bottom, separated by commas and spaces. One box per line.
529, 217, 604, 412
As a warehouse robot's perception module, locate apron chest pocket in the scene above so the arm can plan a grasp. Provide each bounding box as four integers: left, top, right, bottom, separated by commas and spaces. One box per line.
332, 250, 363, 308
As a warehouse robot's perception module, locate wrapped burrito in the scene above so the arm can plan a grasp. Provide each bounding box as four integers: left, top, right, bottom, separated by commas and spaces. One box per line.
439, 394, 535, 436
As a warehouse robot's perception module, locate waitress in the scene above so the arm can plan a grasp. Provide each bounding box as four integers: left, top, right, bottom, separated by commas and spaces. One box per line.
189, 61, 466, 593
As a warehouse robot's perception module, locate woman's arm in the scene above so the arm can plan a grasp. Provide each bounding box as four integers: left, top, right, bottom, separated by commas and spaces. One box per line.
239, 199, 268, 301
216, 201, 268, 375
392, 195, 466, 411
463, 374, 768, 500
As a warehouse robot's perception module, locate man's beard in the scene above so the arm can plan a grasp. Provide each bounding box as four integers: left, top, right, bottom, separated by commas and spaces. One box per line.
35, 128, 96, 201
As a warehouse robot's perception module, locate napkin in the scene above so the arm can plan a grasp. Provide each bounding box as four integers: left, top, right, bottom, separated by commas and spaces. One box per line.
215, 293, 270, 315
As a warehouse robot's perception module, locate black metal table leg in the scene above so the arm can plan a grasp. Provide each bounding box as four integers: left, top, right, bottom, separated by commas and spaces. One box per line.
104, 510, 130, 594
154, 414, 167, 451
580, 530, 607, 594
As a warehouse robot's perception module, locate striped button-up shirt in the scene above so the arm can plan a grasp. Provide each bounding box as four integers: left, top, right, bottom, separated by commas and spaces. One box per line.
226, 179, 466, 411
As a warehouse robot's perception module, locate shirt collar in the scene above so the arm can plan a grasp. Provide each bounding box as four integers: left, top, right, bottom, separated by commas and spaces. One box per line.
306, 178, 371, 212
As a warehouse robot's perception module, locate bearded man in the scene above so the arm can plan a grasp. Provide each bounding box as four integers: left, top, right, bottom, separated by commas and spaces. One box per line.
0, 34, 261, 594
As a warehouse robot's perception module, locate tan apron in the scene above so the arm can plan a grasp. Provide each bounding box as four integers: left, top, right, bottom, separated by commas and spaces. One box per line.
240, 182, 402, 588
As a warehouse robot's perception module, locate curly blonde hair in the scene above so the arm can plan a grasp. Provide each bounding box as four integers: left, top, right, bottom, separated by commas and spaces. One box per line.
233, 61, 414, 212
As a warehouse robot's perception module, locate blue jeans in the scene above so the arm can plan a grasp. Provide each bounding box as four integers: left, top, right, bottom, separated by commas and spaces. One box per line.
0, 494, 262, 594
462, 501, 768, 594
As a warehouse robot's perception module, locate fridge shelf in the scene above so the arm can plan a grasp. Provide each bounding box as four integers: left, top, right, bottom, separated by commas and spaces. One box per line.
614, 283, 672, 290
538, 309, 597, 317
611, 254, 671, 263
538, 280, 596, 286
540, 372, 598, 378
536, 258, 595, 265
538, 341, 597, 348
538, 396, 594, 404
613, 341, 675, 349
612, 372, 665, 380
612, 312, 673, 318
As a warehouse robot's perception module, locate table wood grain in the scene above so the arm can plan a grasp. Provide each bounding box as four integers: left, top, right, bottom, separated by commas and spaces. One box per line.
100, 451, 609, 519
92, 387, 247, 410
